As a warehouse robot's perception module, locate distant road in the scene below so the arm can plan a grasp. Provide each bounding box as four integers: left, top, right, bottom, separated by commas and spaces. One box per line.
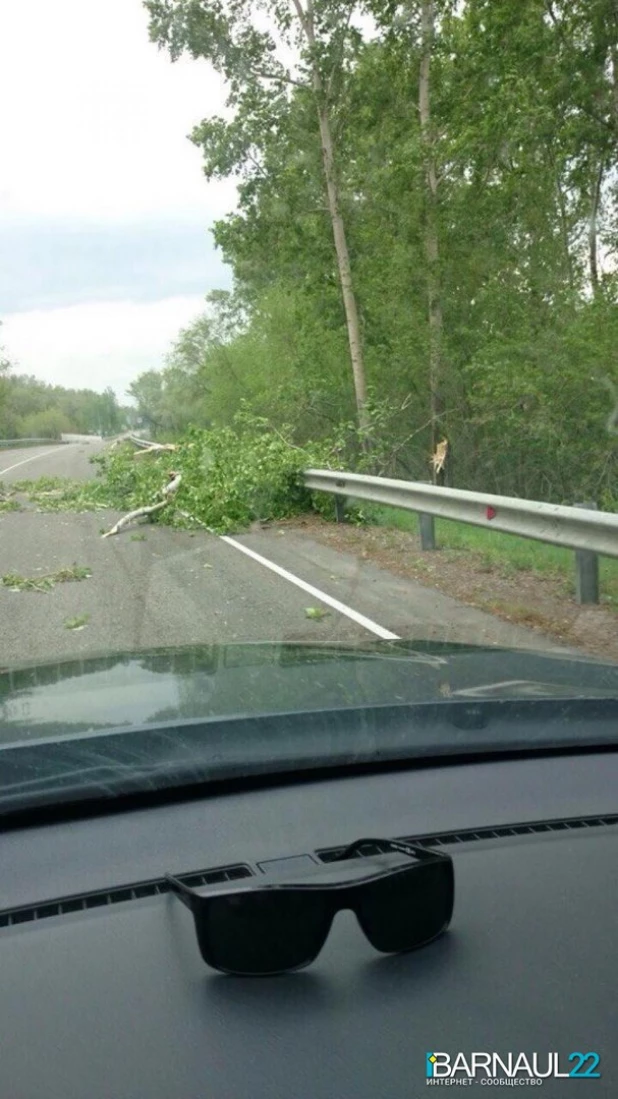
60, 432, 104, 444
1, 440, 572, 668
0, 439, 106, 485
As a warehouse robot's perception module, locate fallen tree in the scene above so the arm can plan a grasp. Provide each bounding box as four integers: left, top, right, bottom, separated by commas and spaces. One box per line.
92, 415, 327, 534
17, 406, 416, 533
101, 471, 182, 537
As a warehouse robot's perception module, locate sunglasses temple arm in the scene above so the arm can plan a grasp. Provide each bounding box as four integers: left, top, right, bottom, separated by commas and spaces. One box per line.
383, 839, 449, 861
164, 873, 200, 913
336, 837, 450, 862
335, 837, 394, 860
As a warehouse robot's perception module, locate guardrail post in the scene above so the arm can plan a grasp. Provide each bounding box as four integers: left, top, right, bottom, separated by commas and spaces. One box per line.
573, 502, 599, 604
418, 481, 436, 550
334, 496, 346, 524
418, 512, 436, 550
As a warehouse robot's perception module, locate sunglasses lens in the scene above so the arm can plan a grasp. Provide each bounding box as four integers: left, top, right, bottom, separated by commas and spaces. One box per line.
357, 860, 454, 953
196, 889, 330, 975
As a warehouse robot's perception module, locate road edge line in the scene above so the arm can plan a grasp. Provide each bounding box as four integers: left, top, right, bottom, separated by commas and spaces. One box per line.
220, 535, 400, 641
0, 446, 77, 478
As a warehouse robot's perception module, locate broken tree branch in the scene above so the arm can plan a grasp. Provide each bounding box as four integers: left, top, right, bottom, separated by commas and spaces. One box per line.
101, 472, 182, 538
133, 443, 178, 459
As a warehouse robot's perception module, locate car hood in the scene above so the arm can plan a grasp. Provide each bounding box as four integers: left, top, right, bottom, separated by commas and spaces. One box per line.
1, 640, 617, 744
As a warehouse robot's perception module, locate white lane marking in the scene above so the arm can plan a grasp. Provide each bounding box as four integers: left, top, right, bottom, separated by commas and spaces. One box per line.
221, 535, 400, 641
0, 446, 76, 477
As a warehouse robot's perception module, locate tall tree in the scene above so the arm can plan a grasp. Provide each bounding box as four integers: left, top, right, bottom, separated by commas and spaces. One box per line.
144, 0, 370, 429
418, 0, 445, 467
137, 0, 618, 502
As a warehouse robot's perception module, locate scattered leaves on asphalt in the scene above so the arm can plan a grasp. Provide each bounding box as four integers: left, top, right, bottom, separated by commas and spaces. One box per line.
305, 606, 330, 620
130, 533, 147, 541
1, 564, 92, 593
64, 614, 90, 630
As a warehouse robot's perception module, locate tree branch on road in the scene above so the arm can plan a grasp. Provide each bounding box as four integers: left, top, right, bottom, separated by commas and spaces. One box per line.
101, 471, 182, 538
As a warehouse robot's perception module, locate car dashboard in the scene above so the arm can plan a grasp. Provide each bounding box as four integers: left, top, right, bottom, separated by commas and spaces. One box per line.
1, 749, 617, 1099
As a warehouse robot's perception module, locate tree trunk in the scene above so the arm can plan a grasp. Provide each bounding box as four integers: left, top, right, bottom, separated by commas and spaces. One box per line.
589, 160, 604, 297
295, 0, 369, 433
419, 0, 445, 473
611, 44, 618, 133
315, 102, 369, 431
554, 174, 575, 291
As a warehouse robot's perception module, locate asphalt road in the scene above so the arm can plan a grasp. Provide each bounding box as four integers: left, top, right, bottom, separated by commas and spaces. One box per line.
0, 439, 106, 485
1, 442, 571, 668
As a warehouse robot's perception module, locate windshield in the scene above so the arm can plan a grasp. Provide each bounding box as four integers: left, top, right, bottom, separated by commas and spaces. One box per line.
1, 0, 617, 806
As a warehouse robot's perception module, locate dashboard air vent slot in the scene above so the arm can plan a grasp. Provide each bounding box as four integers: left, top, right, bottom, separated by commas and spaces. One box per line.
0, 862, 252, 930
317, 813, 618, 862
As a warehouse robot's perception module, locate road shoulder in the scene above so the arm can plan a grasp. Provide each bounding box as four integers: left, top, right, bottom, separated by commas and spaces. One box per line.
249, 515, 617, 661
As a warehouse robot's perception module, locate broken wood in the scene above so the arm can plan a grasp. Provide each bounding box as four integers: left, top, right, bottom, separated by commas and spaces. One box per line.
430, 438, 449, 487
133, 443, 178, 459
101, 471, 182, 538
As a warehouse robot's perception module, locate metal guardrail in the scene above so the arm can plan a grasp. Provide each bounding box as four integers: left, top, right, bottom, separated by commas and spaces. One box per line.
303, 469, 618, 604
60, 433, 103, 443
126, 434, 157, 449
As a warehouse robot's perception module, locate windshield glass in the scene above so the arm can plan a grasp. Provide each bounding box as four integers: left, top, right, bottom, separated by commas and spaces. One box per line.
1, 0, 617, 804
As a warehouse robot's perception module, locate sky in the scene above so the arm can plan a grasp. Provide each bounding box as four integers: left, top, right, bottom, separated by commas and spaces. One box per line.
0, 0, 235, 399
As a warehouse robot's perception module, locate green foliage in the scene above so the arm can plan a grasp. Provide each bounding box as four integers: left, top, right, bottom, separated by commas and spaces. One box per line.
12, 476, 69, 492
463, 293, 618, 503
0, 371, 126, 440
131, 1, 618, 511
1, 564, 91, 593
11, 410, 398, 533
12, 475, 116, 512
18, 408, 73, 440
53, 416, 325, 533
64, 614, 90, 630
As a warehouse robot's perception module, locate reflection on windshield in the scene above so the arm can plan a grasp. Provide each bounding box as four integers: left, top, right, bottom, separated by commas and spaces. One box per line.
1, 642, 617, 751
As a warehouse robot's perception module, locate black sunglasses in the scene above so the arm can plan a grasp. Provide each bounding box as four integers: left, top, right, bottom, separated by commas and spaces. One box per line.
165, 838, 454, 976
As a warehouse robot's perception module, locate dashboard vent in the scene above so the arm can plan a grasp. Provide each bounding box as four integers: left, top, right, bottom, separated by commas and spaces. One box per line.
0, 862, 251, 930
317, 812, 618, 862
2, 813, 616, 930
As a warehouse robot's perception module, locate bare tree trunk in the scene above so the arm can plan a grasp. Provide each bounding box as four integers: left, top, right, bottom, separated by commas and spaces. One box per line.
419, 0, 445, 475
316, 102, 369, 431
611, 44, 618, 132
604, 39, 618, 275
589, 160, 604, 297
293, 0, 369, 433
554, 174, 575, 291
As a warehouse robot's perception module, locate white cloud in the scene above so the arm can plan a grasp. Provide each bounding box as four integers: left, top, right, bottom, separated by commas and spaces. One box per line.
2, 297, 208, 398
0, 0, 233, 222
0, 0, 237, 395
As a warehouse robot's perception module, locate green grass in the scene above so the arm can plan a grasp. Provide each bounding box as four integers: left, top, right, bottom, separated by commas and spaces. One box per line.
364, 504, 618, 606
